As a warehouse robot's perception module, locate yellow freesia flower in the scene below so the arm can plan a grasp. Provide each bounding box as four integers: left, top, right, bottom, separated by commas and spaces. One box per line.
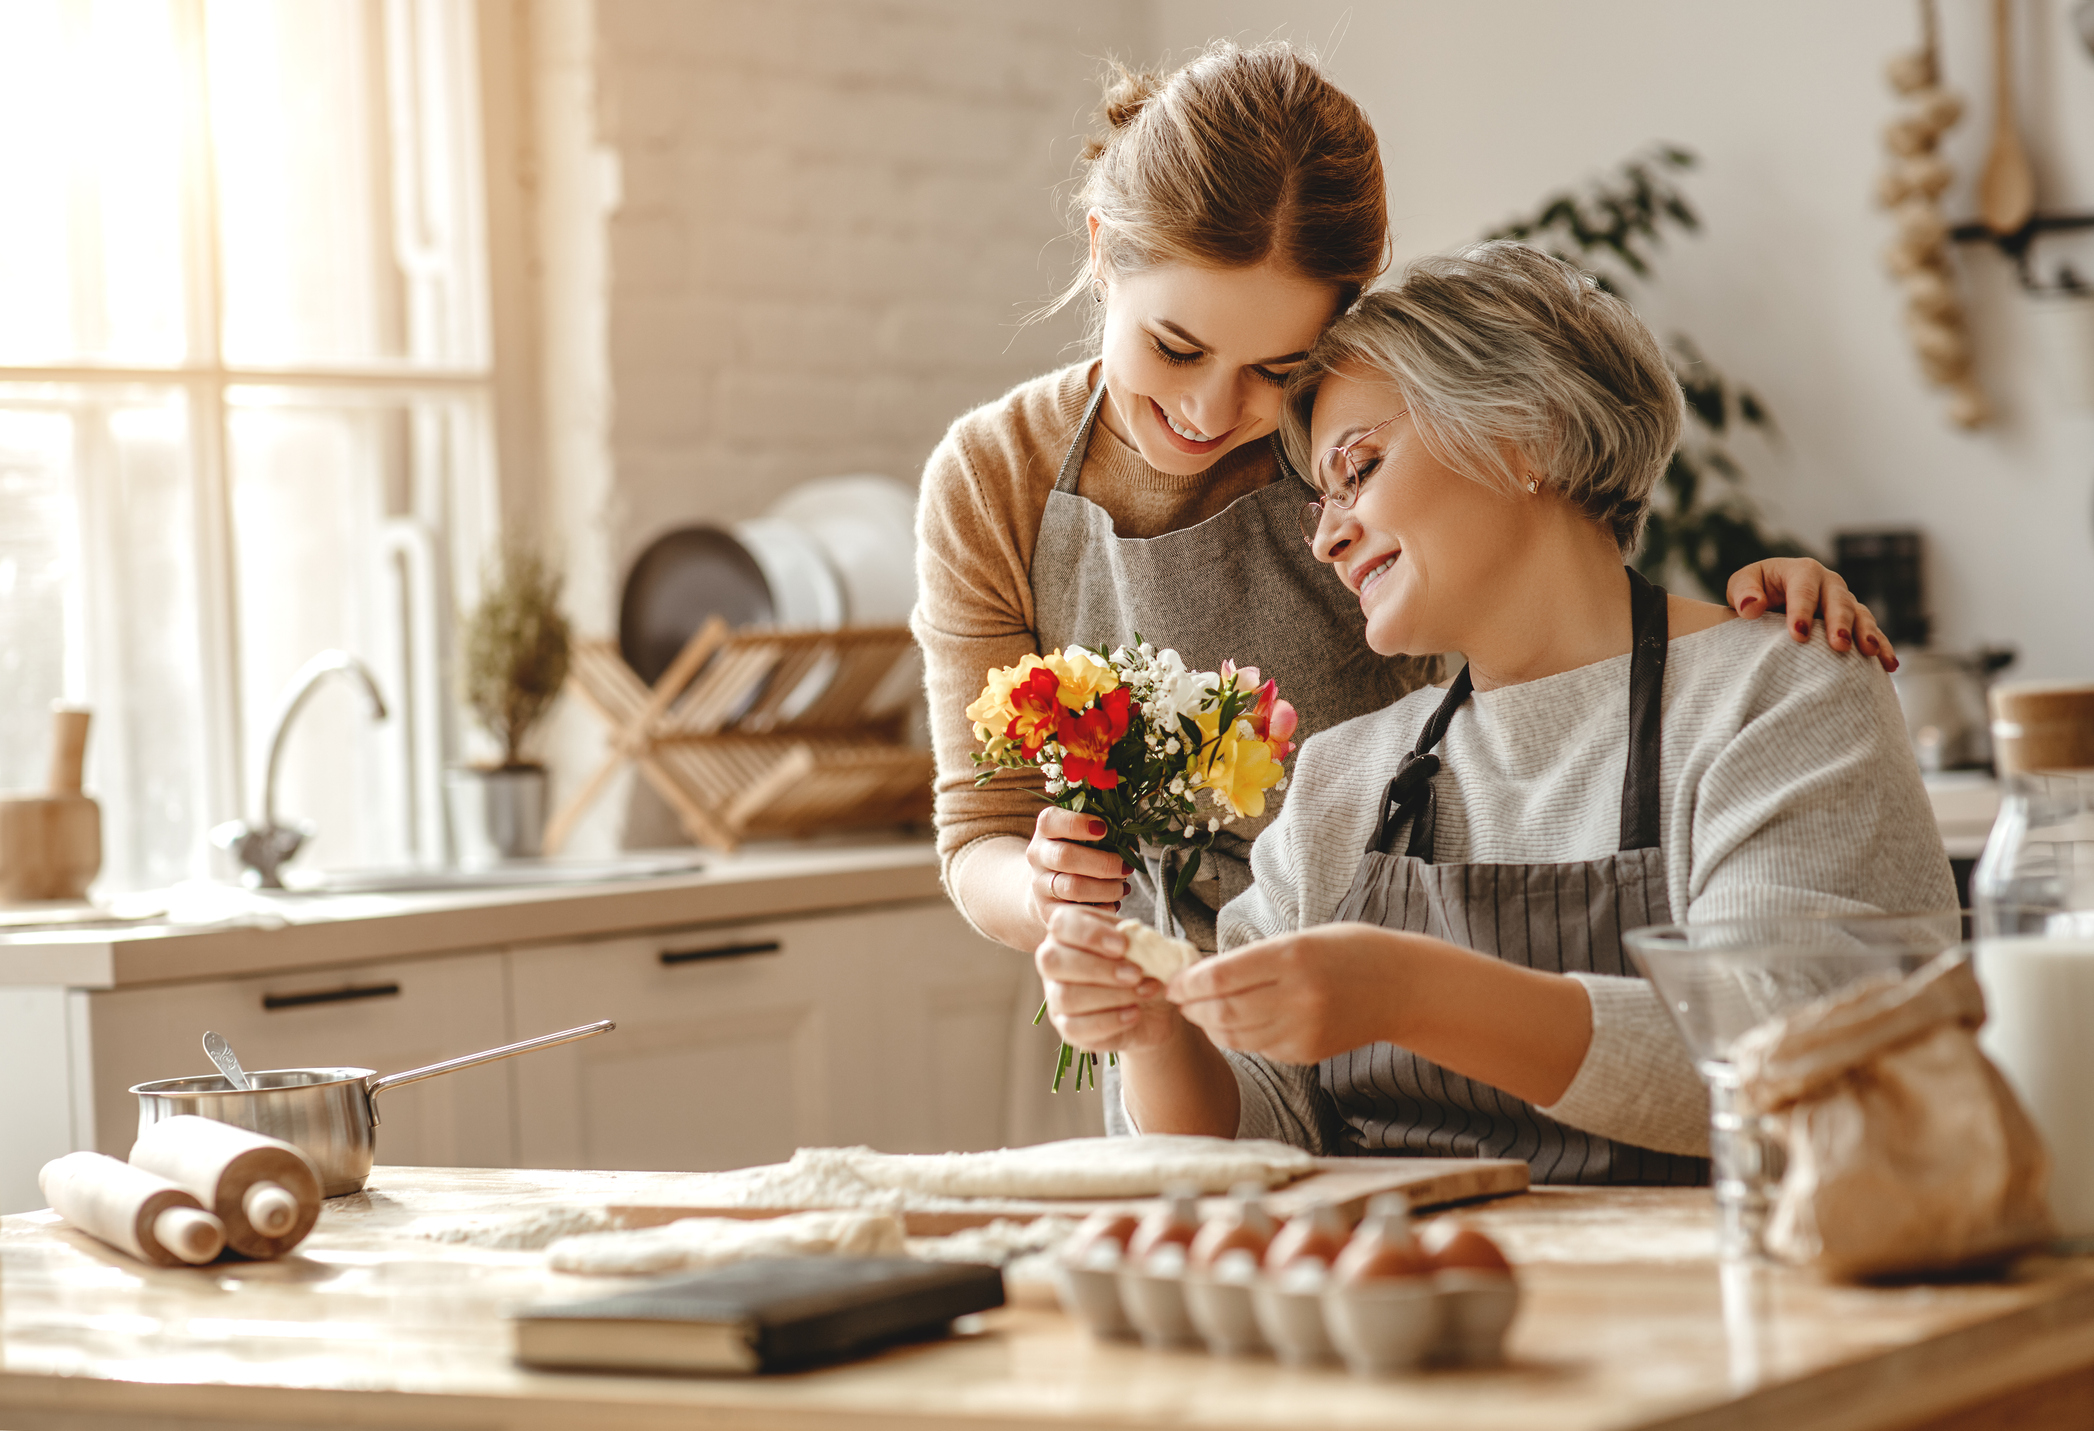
1199, 718, 1285, 819
1042, 647, 1119, 711
966, 654, 1050, 740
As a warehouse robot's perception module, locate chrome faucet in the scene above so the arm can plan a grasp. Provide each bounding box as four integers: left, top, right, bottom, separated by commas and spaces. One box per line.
213, 650, 389, 888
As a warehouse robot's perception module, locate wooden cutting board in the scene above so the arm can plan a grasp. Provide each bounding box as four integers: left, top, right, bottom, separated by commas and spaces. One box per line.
605, 1156, 1529, 1236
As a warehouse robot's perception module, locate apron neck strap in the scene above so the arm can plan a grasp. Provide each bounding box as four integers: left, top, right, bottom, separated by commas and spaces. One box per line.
1055, 379, 1111, 494
1368, 565, 1670, 861
1618, 564, 1669, 851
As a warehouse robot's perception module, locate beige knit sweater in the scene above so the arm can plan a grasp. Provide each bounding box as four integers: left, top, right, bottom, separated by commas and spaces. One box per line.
911, 362, 1278, 878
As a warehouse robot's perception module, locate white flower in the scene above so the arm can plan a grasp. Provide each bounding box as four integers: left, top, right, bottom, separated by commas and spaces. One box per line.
1275, 776, 1288, 791
1207, 817, 1221, 833
1169, 777, 1185, 795
1040, 763, 1061, 779
1164, 738, 1180, 755
1045, 778, 1067, 795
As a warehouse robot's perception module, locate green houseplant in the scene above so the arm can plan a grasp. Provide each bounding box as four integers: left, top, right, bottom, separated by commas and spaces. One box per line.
447, 548, 571, 864
1486, 147, 1815, 595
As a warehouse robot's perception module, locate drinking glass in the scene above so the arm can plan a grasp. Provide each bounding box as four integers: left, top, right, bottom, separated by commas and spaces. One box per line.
1624, 913, 1967, 1260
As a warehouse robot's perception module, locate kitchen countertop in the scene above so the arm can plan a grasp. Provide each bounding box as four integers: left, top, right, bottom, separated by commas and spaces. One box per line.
0, 838, 944, 990
5, 1166, 2093, 1431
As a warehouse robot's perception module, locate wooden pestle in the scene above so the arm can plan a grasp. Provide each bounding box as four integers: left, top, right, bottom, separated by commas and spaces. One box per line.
39, 1152, 227, 1267
129, 1116, 323, 1259
0, 705, 102, 902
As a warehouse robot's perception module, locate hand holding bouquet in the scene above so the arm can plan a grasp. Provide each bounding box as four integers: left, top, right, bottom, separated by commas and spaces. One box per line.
965, 638, 1298, 1089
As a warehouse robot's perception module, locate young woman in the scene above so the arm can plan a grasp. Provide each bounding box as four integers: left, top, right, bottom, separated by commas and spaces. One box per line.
1033, 243, 1955, 1177
913, 43, 1893, 1108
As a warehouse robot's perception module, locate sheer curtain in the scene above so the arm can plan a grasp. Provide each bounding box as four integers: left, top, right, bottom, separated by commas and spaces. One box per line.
0, 0, 496, 891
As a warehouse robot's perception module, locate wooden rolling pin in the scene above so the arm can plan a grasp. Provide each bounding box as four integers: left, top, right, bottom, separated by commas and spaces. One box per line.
39, 1152, 227, 1267
0, 705, 102, 902
129, 1116, 323, 1259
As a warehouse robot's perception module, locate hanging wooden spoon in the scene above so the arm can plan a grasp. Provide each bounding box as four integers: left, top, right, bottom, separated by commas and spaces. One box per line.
1977, 0, 2036, 235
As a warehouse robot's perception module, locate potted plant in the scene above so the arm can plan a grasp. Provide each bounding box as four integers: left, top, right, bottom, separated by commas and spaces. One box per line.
447, 547, 571, 865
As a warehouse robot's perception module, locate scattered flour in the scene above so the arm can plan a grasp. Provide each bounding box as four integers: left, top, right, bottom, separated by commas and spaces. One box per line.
546, 1210, 906, 1276
409, 1205, 618, 1251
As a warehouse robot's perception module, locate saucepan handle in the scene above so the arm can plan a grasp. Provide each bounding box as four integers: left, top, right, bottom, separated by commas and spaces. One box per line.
365, 1020, 615, 1102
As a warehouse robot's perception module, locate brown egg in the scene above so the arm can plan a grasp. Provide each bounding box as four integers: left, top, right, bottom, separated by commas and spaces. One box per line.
1421, 1221, 1513, 1276
1064, 1210, 1141, 1265
1332, 1198, 1429, 1286
1188, 1190, 1276, 1273
1263, 1203, 1350, 1273
1126, 1192, 1201, 1265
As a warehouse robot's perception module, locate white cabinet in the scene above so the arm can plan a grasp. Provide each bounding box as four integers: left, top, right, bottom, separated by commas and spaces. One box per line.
86, 952, 517, 1171
508, 903, 1036, 1172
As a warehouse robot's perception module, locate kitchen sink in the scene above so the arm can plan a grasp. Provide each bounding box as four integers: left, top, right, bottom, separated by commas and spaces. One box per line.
277, 852, 708, 895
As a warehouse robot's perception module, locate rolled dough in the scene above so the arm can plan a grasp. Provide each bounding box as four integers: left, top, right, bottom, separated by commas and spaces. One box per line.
546, 1209, 905, 1276
834, 1135, 1315, 1199
1117, 919, 1198, 981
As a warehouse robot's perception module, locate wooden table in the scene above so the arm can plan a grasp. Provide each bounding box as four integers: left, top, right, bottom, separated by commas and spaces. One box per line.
4, 1166, 2094, 1431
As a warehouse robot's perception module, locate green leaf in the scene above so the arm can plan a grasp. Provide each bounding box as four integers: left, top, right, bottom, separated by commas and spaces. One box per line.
1172, 846, 1203, 901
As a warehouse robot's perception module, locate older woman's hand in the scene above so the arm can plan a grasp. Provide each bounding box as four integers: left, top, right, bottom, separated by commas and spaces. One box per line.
1164, 923, 1399, 1066
1726, 558, 1899, 673
1025, 807, 1131, 927
1035, 905, 1178, 1053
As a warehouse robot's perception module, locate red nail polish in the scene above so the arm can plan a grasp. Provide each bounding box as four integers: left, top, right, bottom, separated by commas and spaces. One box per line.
1835, 629, 1849, 643
1794, 621, 1809, 635
1089, 820, 1106, 838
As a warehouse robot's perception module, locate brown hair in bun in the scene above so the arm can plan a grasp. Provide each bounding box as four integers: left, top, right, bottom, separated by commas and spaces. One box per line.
1048, 41, 1388, 318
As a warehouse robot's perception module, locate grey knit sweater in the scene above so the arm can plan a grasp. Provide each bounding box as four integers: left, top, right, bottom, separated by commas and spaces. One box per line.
1210, 612, 1958, 1158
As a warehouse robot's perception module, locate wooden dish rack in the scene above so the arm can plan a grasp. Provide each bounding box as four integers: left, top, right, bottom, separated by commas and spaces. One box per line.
545, 618, 933, 853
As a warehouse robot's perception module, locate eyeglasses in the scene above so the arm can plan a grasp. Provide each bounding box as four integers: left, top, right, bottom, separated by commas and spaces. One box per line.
1299, 410, 1406, 543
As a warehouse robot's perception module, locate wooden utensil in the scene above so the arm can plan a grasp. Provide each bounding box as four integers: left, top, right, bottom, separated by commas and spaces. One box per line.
1978, 0, 2036, 235
129, 1116, 323, 1260
605, 1156, 1531, 1238
0, 706, 102, 903
38, 1151, 227, 1267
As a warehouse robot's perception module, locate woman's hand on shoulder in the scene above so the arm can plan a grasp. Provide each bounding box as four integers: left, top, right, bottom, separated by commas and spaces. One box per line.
1035, 905, 1180, 1053
1725, 558, 1899, 672
1165, 922, 1399, 1066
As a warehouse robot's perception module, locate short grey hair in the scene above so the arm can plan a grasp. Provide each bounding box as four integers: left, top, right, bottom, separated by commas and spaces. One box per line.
1282, 240, 1684, 553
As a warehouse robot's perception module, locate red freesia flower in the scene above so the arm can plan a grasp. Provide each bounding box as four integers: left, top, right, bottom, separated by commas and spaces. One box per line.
1058, 686, 1132, 790
1247, 678, 1298, 760
1004, 666, 1063, 754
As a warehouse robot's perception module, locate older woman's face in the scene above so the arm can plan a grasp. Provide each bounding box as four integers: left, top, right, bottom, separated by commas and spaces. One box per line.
1307, 367, 1533, 658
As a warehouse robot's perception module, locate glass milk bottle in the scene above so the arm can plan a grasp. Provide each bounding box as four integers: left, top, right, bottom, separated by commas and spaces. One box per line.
1972, 681, 2094, 1246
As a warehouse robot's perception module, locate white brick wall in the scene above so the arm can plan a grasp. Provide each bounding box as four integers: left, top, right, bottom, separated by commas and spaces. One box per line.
527, 0, 1154, 850
593, 0, 1150, 566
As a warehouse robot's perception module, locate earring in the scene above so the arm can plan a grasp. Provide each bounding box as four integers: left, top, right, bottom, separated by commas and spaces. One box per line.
1526, 478, 1539, 494
1091, 280, 1105, 305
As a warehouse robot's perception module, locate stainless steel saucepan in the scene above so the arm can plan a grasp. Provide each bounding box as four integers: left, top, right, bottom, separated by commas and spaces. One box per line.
129, 1020, 615, 1197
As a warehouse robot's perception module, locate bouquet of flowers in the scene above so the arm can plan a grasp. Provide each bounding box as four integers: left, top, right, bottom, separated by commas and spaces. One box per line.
966, 638, 1298, 1090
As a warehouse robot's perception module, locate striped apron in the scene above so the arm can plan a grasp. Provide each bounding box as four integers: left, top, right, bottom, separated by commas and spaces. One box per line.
1319, 566, 1709, 1186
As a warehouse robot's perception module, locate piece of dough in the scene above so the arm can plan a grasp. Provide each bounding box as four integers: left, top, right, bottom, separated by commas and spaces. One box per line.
1117, 919, 1198, 981
546, 1209, 905, 1276
831, 1135, 1315, 1200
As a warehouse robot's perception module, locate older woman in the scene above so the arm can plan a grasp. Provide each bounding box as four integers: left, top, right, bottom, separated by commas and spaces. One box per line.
1034, 241, 1956, 1178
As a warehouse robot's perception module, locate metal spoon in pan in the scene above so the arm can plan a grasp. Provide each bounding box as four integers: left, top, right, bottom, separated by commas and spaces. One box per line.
203, 1030, 252, 1092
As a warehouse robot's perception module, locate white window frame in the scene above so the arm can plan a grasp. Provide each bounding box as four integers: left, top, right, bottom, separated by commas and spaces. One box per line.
0, 0, 501, 878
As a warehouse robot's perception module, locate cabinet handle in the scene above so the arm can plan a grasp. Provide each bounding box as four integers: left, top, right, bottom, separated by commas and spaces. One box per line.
262, 982, 403, 1011
659, 940, 781, 966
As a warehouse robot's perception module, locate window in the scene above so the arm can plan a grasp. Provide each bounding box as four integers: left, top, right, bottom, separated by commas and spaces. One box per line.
0, 0, 496, 890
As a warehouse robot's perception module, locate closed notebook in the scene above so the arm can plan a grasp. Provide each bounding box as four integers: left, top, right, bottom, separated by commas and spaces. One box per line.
512, 1256, 1006, 1374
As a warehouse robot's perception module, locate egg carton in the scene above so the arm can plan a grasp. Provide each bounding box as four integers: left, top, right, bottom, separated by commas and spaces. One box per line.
1054, 1253, 1518, 1376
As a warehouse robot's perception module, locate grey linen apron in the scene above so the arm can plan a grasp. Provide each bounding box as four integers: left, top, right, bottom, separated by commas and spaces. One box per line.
1314, 567, 1708, 1185
1029, 378, 1424, 949
1027, 378, 1425, 1138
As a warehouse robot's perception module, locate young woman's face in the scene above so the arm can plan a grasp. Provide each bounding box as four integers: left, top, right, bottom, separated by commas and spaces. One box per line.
1092, 238, 1338, 477
1307, 367, 1531, 657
